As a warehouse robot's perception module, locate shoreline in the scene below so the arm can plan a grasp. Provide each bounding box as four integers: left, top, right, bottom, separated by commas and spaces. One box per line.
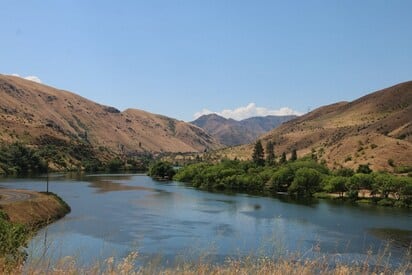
0, 189, 70, 270
0, 189, 70, 228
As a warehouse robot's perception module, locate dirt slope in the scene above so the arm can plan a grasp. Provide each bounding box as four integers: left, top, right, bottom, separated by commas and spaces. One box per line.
0, 74, 221, 156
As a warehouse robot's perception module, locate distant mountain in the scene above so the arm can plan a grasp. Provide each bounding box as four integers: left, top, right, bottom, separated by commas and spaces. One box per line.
191, 114, 296, 146
220, 81, 412, 171
0, 74, 221, 164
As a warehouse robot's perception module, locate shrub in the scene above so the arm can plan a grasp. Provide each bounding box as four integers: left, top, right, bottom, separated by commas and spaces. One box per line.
335, 167, 354, 177
0, 143, 47, 175
393, 200, 409, 208
288, 168, 322, 197
269, 166, 294, 192
149, 161, 176, 180
324, 176, 347, 197
350, 173, 374, 190
356, 164, 372, 174
344, 156, 352, 162
0, 210, 29, 265
107, 159, 123, 172
394, 166, 412, 174
377, 198, 394, 207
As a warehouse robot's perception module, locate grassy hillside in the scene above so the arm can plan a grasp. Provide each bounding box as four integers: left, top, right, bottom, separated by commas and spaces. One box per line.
217, 81, 412, 172
0, 74, 221, 170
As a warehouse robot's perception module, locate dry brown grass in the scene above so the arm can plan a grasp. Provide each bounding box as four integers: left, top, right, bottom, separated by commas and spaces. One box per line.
218, 81, 412, 171
16, 251, 411, 275
0, 74, 221, 155
0, 190, 69, 227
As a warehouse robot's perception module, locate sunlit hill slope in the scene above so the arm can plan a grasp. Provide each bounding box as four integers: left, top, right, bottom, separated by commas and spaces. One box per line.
220, 81, 412, 172
0, 74, 221, 159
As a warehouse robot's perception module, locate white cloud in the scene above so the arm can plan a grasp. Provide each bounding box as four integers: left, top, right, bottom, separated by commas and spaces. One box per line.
193, 103, 303, 120
10, 74, 42, 83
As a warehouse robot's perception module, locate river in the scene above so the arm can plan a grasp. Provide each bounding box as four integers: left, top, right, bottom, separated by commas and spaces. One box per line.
0, 173, 411, 268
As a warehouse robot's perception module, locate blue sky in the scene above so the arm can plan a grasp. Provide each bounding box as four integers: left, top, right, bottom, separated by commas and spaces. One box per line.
1, 1, 411, 121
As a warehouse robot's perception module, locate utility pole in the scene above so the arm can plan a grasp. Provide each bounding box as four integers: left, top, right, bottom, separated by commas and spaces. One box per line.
46, 161, 49, 193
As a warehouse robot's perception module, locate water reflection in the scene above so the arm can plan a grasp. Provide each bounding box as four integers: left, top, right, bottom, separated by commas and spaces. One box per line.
0, 174, 410, 268
86, 177, 152, 193
368, 228, 412, 249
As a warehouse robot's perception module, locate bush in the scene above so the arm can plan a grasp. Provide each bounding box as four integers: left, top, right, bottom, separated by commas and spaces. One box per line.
394, 166, 412, 174
356, 164, 372, 174
346, 190, 359, 201
0, 210, 29, 265
268, 167, 294, 192
149, 161, 176, 180
350, 173, 374, 190
372, 172, 396, 198
324, 176, 347, 197
288, 168, 322, 197
0, 143, 47, 175
107, 159, 123, 172
393, 200, 409, 208
377, 198, 395, 207
334, 167, 354, 177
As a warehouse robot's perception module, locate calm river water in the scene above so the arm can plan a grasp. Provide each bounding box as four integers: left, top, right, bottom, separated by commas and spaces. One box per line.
0, 174, 411, 268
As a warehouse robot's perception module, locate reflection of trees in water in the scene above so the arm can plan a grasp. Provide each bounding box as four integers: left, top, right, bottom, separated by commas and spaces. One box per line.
368, 228, 412, 249
80, 175, 152, 193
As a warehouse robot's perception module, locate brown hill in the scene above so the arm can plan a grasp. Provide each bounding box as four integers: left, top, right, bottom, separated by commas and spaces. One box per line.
191, 114, 296, 146
0, 74, 221, 157
219, 81, 412, 172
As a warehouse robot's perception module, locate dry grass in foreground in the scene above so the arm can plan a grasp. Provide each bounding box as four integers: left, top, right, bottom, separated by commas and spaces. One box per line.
13, 251, 411, 275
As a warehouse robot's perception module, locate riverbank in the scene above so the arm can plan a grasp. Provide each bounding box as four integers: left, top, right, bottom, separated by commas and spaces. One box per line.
0, 190, 70, 270
0, 190, 70, 227
172, 159, 412, 208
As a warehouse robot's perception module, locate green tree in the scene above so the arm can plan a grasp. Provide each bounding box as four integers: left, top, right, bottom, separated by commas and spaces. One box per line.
0, 143, 47, 175
288, 167, 322, 197
107, 158, 123, 172
149, 161, 176, 180
290, 148, 297, 161
394, 177, 412, 204
356, 164, 372, 174
324, 176, 347, 197
335, 167, 354, 177
269, 166, 295, 192
265, 141, 275, 166
252, 140, 265, 166
279, 152, 287, 164
372, 172, 395, 198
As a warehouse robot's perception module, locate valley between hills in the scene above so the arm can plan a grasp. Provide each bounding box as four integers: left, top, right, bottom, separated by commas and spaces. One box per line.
0, 73, 411, 173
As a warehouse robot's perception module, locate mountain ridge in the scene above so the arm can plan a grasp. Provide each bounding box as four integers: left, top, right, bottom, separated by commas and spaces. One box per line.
0, 74, 222, 158
191, 113, 296, 146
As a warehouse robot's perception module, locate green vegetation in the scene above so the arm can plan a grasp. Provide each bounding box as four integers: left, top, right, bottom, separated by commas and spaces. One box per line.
288, 167, 321, 196
0, 143, 47, 175
0, 210, 29, 267
0, 142, 153, 175
356, 163, 372, 174
174, 152, 412, 207
148, 161, 176, 180
290, 148, 297, 161
265, 141, 275, 165
252, 140, 265, 166
0, 192, 70, 270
